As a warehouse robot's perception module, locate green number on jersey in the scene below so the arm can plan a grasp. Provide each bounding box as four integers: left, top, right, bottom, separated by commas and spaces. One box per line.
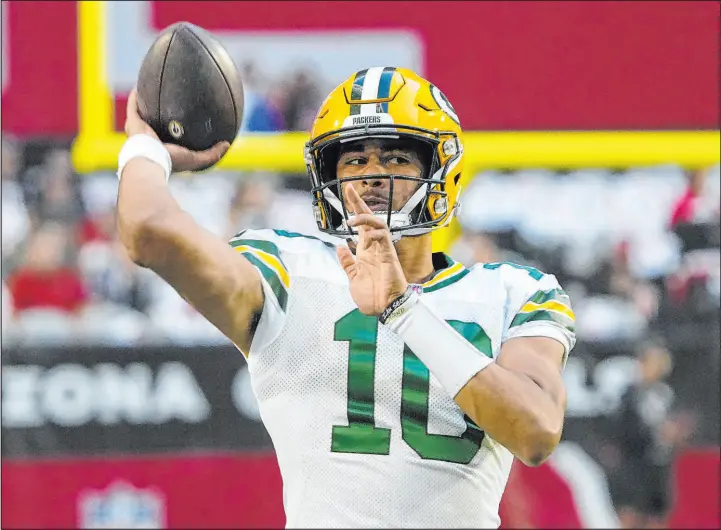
331, 310, 392, 455
332, 309, 488, 464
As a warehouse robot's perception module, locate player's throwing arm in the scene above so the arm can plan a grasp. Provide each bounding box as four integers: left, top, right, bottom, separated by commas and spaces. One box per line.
116, 89, 265, 354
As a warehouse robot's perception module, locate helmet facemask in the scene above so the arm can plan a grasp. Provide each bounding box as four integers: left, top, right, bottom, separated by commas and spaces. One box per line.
306, 124, 462, 242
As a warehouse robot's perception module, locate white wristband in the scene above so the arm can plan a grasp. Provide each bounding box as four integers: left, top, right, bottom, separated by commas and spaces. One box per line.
117, 134, 172, 181
385, 295, 494, 398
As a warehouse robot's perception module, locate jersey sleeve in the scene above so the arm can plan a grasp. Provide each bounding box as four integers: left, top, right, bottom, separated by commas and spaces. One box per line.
228, 228, 290, 354
501, 266, 577, 367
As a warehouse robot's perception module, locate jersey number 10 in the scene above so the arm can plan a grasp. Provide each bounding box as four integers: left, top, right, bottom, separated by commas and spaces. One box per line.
331, 309, 489, 465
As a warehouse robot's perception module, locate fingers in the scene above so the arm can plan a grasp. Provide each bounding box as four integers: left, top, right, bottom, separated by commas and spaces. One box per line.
209, 141, 231, 159
124, 88, 144, 130
124, 87, 158, 140
193, 141, 231, 167
166, 141, 231, 172
336, 245, 356, 276
363, 228, 392, 243
347, 213, 388, 231
126, 88, 139, 121
347, 213, 392, 250
344, 185, 374, 215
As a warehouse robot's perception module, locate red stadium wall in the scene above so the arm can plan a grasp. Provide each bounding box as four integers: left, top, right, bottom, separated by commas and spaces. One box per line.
1, 1, 718, 137
2, 450, 718, 529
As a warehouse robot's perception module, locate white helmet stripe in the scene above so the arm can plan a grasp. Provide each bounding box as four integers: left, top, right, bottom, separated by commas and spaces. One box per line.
360, 67, 384, 115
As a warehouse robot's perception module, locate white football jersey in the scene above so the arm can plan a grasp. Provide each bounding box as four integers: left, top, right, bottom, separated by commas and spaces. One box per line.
230, 228, 576, 529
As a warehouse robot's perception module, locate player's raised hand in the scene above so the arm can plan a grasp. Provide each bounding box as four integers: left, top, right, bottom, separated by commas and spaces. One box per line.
124, 88, 229, 173
336, 185, 409, 317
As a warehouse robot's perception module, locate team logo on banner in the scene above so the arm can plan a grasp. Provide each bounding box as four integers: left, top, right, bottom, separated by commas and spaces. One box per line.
78, 481, 166, 529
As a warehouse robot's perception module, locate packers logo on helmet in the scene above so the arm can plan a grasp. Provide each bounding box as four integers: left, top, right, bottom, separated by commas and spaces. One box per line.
305, 66, 465, 241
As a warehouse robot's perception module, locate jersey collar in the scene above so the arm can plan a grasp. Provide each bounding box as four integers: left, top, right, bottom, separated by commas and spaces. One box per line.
420, 253, 470, 293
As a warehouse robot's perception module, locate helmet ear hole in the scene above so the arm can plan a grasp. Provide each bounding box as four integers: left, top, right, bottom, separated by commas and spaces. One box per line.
454, 174, 461, 185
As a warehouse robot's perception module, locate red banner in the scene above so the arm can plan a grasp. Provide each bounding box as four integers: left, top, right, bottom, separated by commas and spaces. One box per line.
1, 453, 286, 529
2, 449, 718, 529
1, 1, 718, 137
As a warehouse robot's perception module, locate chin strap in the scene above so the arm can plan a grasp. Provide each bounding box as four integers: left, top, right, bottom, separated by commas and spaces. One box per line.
329, 179, 431, 243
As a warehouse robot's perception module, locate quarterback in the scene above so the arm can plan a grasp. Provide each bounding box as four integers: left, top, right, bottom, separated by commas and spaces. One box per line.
117, 67, 576, 528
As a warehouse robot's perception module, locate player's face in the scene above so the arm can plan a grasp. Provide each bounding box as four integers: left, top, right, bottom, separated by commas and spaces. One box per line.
337, 139, 425, 213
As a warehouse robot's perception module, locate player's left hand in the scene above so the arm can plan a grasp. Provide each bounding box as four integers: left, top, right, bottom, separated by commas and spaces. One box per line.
336, 185, 409, 317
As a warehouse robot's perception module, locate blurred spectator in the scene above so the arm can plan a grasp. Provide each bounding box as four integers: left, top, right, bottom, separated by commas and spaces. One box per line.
666, 166, 721, 312
246, 92, 285, 132
77, 207, 153, 312
31, 147, 86, 225
6, 222, 88, 314
606, 241, 659, 320
571, 240, 659, 342
451, 230, 502, 267
282, 67, 323, 132
226, 177, 278, 236
608, 339, 695, 529
2, 135, 32, 262
2, 280, 12, 331
670, 167, 720, 227
239, 61, 285, 132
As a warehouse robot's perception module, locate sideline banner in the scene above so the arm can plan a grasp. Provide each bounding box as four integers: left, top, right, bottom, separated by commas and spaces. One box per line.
1, 345, 271, 458
2, 345, 719, 528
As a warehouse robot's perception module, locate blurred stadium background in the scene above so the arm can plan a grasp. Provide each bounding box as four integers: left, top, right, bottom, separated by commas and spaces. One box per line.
1, 1, 719, 528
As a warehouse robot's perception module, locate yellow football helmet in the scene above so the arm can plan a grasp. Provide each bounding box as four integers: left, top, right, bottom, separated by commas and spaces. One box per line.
305, 66, 465, 241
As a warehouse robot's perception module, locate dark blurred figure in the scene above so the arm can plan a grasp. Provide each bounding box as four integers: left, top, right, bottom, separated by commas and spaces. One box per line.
609, 339, 695, 529
587, 240, 660, 321
1, 136, 32, 264
665, 166, 720, 316
670, 167, 720, 227
239, 61, 284, 132
77, 205, 152, 313
32, 147, 87, 225
1, 135, 21, 180
225, 177, 277, 236
283, 67, 323, 132
6, 222, 88, 314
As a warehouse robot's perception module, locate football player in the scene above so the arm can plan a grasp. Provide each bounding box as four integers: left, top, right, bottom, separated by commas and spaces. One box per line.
117, 66, 576, 528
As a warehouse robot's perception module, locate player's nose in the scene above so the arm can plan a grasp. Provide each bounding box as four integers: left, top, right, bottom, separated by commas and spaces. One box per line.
360, 156, 388, 188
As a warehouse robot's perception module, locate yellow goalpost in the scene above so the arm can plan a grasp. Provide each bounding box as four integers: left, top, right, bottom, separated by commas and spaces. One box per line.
71, 1, 720, 252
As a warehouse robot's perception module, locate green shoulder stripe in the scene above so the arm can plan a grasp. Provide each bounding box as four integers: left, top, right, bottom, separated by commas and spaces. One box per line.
447, 320, 493, 358
423, 268, 471, 293
229, 237, 287, 268
228, 233, 290, 311
483, 262, 544, 280
272, 229, 336, 248
241, 253, 289, 312
525, 288, 571, 306
510, 308, 575, 333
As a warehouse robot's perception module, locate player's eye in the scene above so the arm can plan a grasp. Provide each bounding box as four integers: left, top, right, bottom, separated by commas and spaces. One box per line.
386, 155, 411, 165
344, 156, 366, 166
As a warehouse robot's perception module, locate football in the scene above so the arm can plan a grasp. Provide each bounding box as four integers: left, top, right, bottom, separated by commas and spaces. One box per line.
136, 22, 244, 154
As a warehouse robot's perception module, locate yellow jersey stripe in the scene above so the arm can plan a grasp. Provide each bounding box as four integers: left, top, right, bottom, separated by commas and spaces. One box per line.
235, 245, 291, 289
520, 300, 575, 321
423, 262, 464, 288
